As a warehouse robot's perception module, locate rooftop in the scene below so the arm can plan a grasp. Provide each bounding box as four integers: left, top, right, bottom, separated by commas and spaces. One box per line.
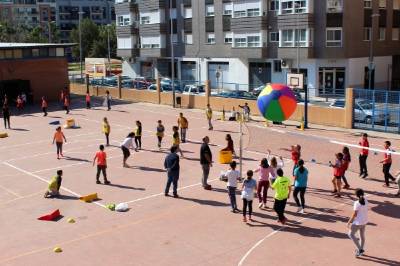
0, 43, 76, 49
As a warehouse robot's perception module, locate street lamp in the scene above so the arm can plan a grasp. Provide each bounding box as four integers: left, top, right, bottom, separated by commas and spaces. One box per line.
107, 24, 111, 75
78, 11, 85, 80
368, 13, 380, 90
170, 0, 176, 108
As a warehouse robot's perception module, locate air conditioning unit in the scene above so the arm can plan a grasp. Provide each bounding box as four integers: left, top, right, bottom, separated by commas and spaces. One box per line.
281, 59, 292, 69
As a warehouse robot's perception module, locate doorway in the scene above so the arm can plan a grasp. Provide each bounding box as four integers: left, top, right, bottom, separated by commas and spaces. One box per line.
249, 62, 271, 89
0, 80, 31, 104
318, 67, 345, 95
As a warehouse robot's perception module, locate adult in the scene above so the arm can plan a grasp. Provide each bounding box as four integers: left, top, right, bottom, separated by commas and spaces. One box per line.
164, 146, 180, 198
380, 140, 395, 187
347, 189, 368, 257
293, 159, 308, 213
358, 133, 369, 179
177, 112, 188, 143
105, 90, 112, 111
200, 136, 213, 190
221, 134, 235, 156
205, 104, 213, 130
120, 132, 135, 168
271, 168, 292, 224
2, 102, 11, 129
238, 102, 250, 121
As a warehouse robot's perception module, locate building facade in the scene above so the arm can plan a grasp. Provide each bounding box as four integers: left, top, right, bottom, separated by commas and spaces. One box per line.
116, 0, 400, 95
0, 0, 115, 43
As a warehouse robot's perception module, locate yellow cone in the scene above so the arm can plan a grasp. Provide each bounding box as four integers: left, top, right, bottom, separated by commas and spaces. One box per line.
67, 218, 75, 223
53, 247, 62, 253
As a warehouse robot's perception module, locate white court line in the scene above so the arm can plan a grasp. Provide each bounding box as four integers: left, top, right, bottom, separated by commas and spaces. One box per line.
330, 140, 400, 155
0, 184, 21, 197
2, 162, 106, 209
237, 188, 398, 266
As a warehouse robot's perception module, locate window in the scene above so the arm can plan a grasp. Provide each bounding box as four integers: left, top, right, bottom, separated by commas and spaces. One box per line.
281, 0, 307, 14
13, 49, 22, 59
234, 10, 246, 17
223, 3, 232, 15
364, 0, 372, 8
207, 33, 215, 44
363, 27, 371, 41
379, 0, 386, 8
140, 16, 150, 24
393, 28, 399, 40
118, 37, 134, 49
184, 8, 192, 18
141, 36, 162, 48
234, 37, 247, 47
270, 32, 279, 42
270, 0, 279, 11
327, 0, 343, 13
56, 48, 64, 57
185, 34, 193, 44
247, 36, 261, 47
247, 8, 260, 17
379, 28, 386, 40
117, 15, 130, 26
280, 29, 309, 47
224, 32, 233, 44
282, 29, 294, 46
273, 60, 282, 72
206, 5, 214, 16
326, 28, 342, 47
32, 49, 39, 57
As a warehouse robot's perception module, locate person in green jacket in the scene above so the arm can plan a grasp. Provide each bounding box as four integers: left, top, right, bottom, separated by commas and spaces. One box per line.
44, 170, 63, 198
271, 168, 292, 224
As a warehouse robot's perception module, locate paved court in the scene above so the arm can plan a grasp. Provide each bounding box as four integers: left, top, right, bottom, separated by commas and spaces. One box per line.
0, 96, 399, 266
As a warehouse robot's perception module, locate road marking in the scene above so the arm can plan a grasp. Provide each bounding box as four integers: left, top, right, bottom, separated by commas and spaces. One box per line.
0, 184, 21, 197
330, 140, 400, 155
0, 191, 43, 206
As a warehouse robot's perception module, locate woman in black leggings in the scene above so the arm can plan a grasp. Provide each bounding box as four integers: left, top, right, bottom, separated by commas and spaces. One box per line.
293, 160, 309, 214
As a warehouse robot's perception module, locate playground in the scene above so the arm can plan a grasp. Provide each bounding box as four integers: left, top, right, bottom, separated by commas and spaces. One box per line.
0, 96, 399, 266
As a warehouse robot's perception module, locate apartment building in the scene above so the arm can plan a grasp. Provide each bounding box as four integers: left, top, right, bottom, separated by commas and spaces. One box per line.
0, 0, 115, 43
116, 0, 400, 95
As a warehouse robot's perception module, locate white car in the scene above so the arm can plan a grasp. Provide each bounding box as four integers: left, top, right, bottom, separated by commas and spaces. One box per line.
182, 85, 206, 95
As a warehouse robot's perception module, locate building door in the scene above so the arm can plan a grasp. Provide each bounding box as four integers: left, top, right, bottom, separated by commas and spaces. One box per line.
319, 67, 345, 95
208, 62, 229, 90
249, 62, 271, 90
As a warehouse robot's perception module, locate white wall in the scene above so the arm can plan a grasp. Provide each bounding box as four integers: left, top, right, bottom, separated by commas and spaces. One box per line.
122, 60, 140, 78
347, 56, 392, 88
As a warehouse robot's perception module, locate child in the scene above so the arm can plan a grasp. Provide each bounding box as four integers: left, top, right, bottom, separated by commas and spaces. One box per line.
52, 126, 67, 159
291, 144, 301, 175
330, 152, 344, 197
134, 121, 142, 151
93, 145, 110, 185
121, 132, 135, 168
271, 168, 292, 224
396, 170, 400, 196
85, 92, 91, 109
172, 126, 184, 157
156, 120, 165, 149
225, 161, 241, 213
105, 90, 112, 111
177, 113, 188, 143
41, 96, 48, 116
221, 134, 235, 156
293, 159, 308, 213
44, 170, 63, 198
347, 189, 368, 257
342, 147, 351, 189
241, 170, 257, 222
358, 133, 369, 178
267, 150, 284, 184
102, 117, 110, 146
16, 95, 23, 112
64, 96, 70, 114
380, 140, 395, 187
206, 104, 213, 130
254, 158, 272, 209
238, 102, 250, 121
229, 107, 238, 121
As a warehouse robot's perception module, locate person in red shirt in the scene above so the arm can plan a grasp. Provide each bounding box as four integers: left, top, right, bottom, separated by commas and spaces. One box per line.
291, 144, 301, 175
85, 93, 91, 109
330, 152, 344, 198
358, 133, 369, 178
41, 96, 48, 116
380, 141, 395, 187
93, 145, 110, 185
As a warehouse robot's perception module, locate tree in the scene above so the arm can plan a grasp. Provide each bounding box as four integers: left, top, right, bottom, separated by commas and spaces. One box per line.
70, 19, 99, 60
89, 24, 117, 59
25, 26, 48, 43
0, 21, 60, 43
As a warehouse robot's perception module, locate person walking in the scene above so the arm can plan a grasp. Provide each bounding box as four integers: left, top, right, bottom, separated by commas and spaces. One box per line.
134, 120, 142, 151
64, 95, 70, 114
224, 161, 241, 213
293, 159, 308, 214
105, 90, 112, 111
177, 112, 188, 143
164, 145, 180, 198
358, 133, 369, 178
172, 126, 184, 157
93, 145, 110, 185
52, 126, 67, 159
205, 104, 213, 130
380, 140, 396, 187
102, 117, 110, 146
200, 136, 213, 190
241, 170, 257, 222
254, 158, 272, 209
41, 96, 48, 116
120, 132, 135, 168
85, 92, 91, 109
330, 152, 344, 197
156, 120, 165, 149
271, 168, 292, 224
347, 188, 368, 257
342, 146, 351, 189
2, 102, 10, 129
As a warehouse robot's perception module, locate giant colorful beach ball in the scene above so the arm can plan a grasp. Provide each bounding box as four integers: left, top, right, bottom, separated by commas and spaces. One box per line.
257, 84, 297, 122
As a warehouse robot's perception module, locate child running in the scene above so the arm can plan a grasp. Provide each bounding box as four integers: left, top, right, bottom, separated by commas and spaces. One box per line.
291, 144, 301, 175
267, 150, 284, 184
44, 170, 63, 198
121, 132, 135, 168
41, 96, 48, 116
225, 161, 241, 213
342, 147, 351, 189
293, 159, 308, 213
93, 145, 110, 185
358, 133, 369, 178
172, 126, 184, 157
330, 152, 344, 197
271, 168, 292, 224
52, 126, 67, 159
254, 158, 272, 209
241, 170, 257, 222
156, 120, 165, 149
380, 140, 396, 187
102, 117, 110, 146
347, 188, 368, 257
134, 120, 142, 151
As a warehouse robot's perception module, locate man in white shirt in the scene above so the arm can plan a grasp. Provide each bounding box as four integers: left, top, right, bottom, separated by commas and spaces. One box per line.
225, 161, 241, 213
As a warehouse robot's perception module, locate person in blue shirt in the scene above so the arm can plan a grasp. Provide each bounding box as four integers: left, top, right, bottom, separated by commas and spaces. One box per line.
164, 145, 180, 198
293, 159, 308, 214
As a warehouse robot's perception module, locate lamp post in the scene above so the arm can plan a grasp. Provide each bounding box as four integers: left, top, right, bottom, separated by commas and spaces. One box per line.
107, 24, 111, 75
78, 11, 85, 80
368, 13, 380, 90
170, 0, 176, 108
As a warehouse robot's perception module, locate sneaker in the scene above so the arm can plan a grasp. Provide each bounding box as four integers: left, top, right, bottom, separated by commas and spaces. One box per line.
173, 194, 179, 198
299, 208, 304, 214
362, 174, 368, 179
96, 180, 101, 184
297, 207, 302, 213
331, 190, 337, 194
262, 203, 267, 208
249, 216, 253, 222
243, 217, 247, 223
104, 180, 111, 185
343, 184, 350, 189
259, 203, 263, 209
355, 249, 364, 257
334, 194, 341, 198
231, 209, 236, 213
164, 193, 169, 197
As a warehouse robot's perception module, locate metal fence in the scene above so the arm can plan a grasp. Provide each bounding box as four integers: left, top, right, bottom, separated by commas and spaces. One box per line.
353, 88, 400, 133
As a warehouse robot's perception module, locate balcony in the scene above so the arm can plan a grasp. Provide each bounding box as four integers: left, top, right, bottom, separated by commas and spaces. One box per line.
277, 13, 314, 29
115, 1, 138, 14
116, 23, 139, 37
139, 23, 167, 36
277, 47, 314, 59
139, 48, 166, 58
231, 47, 268, 58
231, 16, 268, 32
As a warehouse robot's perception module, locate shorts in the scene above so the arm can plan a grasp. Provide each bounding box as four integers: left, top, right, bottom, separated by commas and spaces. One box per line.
334, 175, 342, 180
121, 146, 130, 159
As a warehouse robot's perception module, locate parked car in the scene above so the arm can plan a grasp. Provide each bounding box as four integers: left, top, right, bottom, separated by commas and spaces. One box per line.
103, 77, 118, 87
135, 77, 156, 87
182, 85, 205, 95
148, 84, 174, 92
215, 90, 257, 100
161, 78, 182, 92
330, 99, 390, 124
122, 80, 148, 89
